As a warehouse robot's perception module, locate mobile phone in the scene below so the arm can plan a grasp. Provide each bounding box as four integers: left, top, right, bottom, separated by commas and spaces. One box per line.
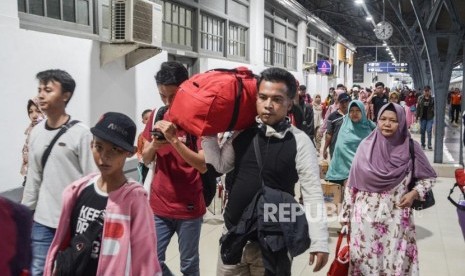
150, 129, 166, 140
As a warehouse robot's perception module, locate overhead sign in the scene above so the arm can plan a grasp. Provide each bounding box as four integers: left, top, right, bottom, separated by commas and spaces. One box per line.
367, 62, 408, 73
317, 60, 332, 74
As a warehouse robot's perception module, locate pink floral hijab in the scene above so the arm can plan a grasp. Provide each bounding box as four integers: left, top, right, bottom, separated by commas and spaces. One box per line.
348, 103, 436, 192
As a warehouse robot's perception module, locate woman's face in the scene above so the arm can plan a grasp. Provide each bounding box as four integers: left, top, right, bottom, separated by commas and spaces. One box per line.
349, 105, 362, 123
314, 95, 321, 104
28, 104, 43, 125
389, 95, 399, 103
378, 110, 399, 137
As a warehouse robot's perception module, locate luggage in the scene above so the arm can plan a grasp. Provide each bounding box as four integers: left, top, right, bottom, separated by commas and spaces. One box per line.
448, 168, 465, 240
169, 67, 258, 136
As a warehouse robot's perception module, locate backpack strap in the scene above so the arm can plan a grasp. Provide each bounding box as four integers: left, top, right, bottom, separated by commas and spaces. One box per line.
208, 68, 257, 132
41, 120, 80, 169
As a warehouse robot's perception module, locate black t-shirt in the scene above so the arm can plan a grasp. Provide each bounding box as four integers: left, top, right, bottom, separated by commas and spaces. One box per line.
326, 111, 344, 157
70, 176, 108, 276
371, 95, 389, 121
422, 98, 431, 119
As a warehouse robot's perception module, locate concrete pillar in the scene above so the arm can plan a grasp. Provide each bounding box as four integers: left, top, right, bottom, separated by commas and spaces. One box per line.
249, 0, 264, 68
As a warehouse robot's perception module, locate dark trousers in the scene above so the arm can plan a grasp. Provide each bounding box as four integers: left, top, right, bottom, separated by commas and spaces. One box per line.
451, 105, 461, 123
260, 243, 292, 276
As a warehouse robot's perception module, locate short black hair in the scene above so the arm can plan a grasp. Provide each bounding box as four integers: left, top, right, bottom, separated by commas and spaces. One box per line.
258, 67, 297, 99
424, 85, 431, 91
155, 61, 189, 86
299, 85, 306, 91
36, 69, 76, 105
336, 83, 345, 89
375, 81, 385, 88
141, 109, 152, 118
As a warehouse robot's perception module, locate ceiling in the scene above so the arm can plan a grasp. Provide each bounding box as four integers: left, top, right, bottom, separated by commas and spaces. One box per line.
295, 0, 465, 84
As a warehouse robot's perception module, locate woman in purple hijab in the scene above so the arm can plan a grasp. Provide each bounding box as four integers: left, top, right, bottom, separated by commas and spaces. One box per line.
340, 103, 436, 275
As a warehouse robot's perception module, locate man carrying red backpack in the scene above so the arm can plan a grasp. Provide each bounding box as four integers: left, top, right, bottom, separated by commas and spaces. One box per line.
141, 61, 207, 276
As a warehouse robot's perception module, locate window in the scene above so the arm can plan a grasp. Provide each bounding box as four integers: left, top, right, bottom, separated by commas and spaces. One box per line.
161, 0, 249, 60
263, 14, 297, 69
18, 0, 92, 27
163, 2, 193, 49
228, 24, 247, 58
307, 32, 334, 60
200, 14, 224, 53
264, 36, 272, 64
287, 45, 296, 69
274, 40, 285, 67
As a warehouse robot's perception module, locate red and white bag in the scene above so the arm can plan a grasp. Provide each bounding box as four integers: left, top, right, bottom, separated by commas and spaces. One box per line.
169, 67, 258, 136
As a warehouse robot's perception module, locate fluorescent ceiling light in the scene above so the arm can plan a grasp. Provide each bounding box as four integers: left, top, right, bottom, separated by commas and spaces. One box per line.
366, 16, 372, 21
355, 0, 364, 4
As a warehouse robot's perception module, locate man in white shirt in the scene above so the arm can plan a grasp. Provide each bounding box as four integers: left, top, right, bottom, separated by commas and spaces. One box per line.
22, 69, 96, 276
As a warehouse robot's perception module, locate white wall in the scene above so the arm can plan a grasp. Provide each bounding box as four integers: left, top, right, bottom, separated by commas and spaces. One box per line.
1, 0, 353, 192
0, 3, 166, 192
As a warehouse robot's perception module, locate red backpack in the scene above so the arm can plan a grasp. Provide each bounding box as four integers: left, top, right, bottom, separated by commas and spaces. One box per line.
169, 67, 258, 136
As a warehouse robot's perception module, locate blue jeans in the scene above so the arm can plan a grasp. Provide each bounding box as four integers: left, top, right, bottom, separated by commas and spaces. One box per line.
420, 119, 433, 147
155, 215, 202, 276
31, 222, 56, 276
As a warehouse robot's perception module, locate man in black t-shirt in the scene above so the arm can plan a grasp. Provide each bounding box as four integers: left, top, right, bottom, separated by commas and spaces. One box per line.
323, 93, 350, 159
370, 82, 388, 122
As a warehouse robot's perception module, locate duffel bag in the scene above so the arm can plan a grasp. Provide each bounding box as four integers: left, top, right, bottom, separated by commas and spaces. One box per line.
169, 67, 258, 136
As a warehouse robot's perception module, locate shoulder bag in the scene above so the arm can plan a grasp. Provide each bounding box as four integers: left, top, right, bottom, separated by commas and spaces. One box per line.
408, 138, 435, 210
53, 210, 105, 276
41, 120, 80, 169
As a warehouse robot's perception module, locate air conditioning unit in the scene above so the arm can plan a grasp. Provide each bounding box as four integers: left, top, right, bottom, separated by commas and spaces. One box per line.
304, 47, 317, 65
110, 0, 162, 47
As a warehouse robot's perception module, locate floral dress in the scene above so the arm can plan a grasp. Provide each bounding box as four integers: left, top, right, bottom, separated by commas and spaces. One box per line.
341, 175, 434, 276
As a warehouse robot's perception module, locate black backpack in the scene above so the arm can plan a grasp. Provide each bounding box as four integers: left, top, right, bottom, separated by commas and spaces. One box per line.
152, 107, 221, 207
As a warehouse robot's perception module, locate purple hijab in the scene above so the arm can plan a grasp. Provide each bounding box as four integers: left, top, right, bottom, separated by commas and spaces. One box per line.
349, 103, 436, 192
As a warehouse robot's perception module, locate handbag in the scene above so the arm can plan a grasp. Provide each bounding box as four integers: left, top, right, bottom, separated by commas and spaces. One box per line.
53, 211, 105, 276
327, 228, 350, 276
410, 105, 417, 112
408, 139, 435, 210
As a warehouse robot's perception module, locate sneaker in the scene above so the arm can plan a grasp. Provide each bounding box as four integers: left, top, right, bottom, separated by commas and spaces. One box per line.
428, 146, 433, 150
421, 145, 426, 150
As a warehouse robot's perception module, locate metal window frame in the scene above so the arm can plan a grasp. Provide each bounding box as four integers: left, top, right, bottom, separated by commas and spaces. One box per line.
264, 11, 297, 69
199, 12, 225, 56
162, 1, 194, 51
19, 0, 95, 38
227, 23, 247, 59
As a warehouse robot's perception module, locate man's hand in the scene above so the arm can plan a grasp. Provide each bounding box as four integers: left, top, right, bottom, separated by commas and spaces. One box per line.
309, 252, 329, 272
154, 120, 178, 143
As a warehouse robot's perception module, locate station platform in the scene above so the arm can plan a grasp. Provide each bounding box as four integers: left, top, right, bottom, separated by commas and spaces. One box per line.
2, 120, 464, 275
163, 122, 465, 275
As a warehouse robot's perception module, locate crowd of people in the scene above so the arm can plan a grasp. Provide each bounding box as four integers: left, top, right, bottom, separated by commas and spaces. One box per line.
3, 63, 450, 275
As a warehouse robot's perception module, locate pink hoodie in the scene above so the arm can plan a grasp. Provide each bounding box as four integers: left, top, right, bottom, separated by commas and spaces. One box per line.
44, 173, 162, 276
